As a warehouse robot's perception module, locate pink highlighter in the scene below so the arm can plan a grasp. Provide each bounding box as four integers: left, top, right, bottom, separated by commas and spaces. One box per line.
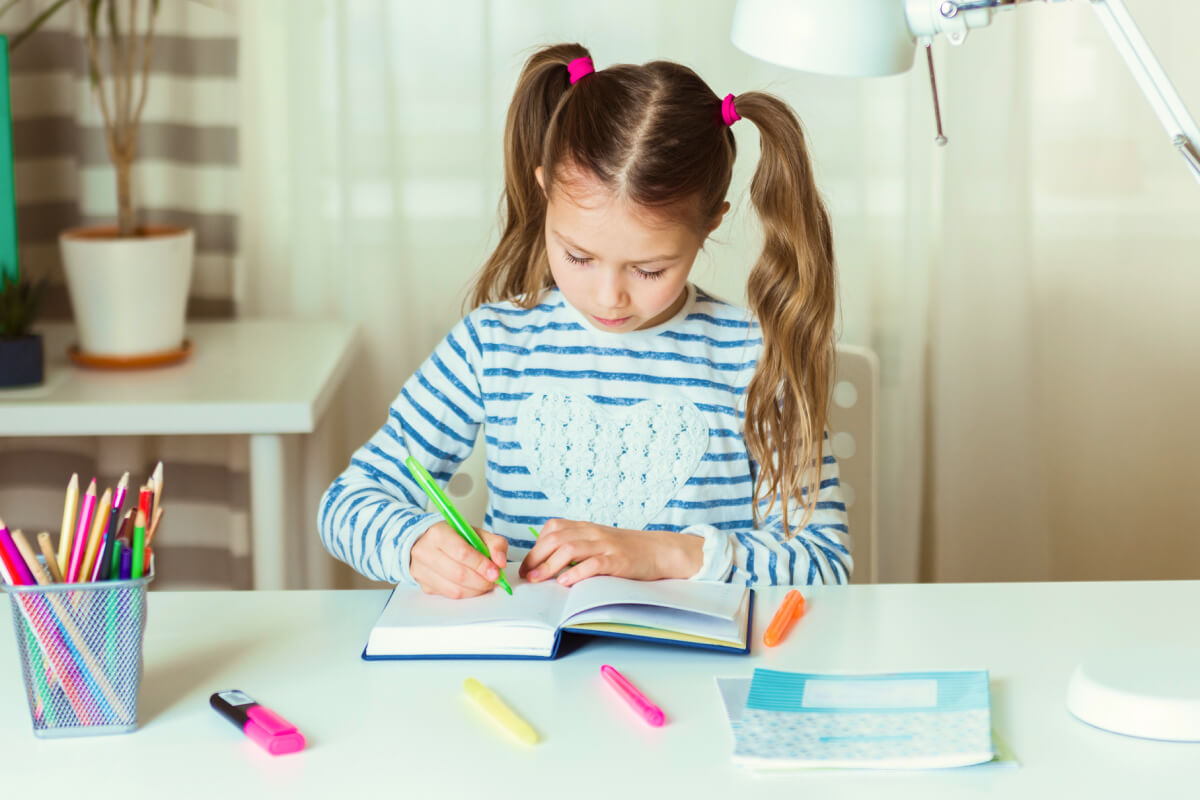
210, 690, 306, 755
600, 664, 665, 727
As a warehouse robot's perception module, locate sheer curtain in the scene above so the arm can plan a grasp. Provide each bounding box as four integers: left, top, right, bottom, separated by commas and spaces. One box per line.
238, 0, 1200, 587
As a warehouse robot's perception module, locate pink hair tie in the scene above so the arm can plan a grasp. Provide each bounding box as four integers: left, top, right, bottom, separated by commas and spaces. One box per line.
721, 93, 741, 127
568, 57, 594, 85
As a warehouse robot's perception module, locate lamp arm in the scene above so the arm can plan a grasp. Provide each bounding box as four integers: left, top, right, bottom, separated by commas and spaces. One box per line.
909, 0, 1200, 181
1088, 0, 1200, 182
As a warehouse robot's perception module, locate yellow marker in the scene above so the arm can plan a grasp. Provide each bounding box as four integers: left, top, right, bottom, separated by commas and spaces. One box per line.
463, 678, 539, 745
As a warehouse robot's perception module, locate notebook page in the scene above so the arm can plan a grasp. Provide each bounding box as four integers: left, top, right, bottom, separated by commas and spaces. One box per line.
563, 601, 745, 641
365, 569, 570, 656
558, 577, 746, 624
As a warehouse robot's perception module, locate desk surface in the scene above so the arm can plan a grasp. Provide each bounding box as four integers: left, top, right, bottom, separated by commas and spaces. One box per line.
2, 581, 1196, 798
0, 320, 358, 435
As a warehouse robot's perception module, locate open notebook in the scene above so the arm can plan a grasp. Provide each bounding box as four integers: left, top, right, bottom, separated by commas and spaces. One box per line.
363, 573, 753, 660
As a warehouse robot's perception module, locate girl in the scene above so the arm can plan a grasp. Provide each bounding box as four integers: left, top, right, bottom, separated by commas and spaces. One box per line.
319, 44, 850, 597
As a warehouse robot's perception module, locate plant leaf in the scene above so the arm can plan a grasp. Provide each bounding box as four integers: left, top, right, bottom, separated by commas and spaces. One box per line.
7, 0, 73, 52
88, 0, 102, 37
0, 276, 47, 338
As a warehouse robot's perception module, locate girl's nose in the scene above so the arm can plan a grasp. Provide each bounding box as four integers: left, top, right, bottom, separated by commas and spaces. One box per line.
596, 270, 627, 310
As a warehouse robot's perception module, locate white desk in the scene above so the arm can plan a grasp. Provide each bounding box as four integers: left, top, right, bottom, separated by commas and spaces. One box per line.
0, 320, 358, 590
2, 581, 1196, 798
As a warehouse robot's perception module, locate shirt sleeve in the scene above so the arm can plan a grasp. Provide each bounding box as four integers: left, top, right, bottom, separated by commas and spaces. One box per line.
682, 436, 852, 586
317, 316, 486, 584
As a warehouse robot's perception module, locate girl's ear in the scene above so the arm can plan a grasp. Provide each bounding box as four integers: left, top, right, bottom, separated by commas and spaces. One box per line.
534, 166, 546, 193
706, 200, 732, 235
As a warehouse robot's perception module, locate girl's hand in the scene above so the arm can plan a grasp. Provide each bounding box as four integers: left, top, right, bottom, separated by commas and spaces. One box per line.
410, 522, 509, 599
519, 519, 703, 587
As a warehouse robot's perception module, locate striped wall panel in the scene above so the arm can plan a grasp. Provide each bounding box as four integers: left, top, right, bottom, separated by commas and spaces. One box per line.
2, 2, 238, 317
1, 2, 243, 590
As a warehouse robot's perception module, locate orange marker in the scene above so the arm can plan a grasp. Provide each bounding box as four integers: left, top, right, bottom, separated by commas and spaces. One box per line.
763, 589, 805, 647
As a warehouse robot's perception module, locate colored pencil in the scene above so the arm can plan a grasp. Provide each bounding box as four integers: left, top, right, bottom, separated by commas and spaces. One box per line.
131, 510, 146, 579
66, 479, 97, 582
12, 534, 132, 722
91, 474, 126, 582
57, 473, 78, 576
136, 484, 152, 531
109, 539, 124, 583
107, 511, 133, 581
80, 488, 111, 582
95, 515, 118, 581
116, 509, 133, 543
0, 520, 36, 586
0, 548, 48, 720
9, 530, 45, 585
0, 540, 13, 584
112, 471, 130, 511
150, 462, 163, 518
146, 506, 164, 547
36, 532, 64, 583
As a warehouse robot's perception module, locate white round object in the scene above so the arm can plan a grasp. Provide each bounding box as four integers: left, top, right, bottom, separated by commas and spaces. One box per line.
1066, 647, 1200, 741
60, 225, 195, 357
731, 0, 916, 77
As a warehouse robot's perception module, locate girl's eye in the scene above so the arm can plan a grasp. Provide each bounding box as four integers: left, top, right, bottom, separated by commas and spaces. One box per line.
564, 251, 590, 265
634, 267, 665, 280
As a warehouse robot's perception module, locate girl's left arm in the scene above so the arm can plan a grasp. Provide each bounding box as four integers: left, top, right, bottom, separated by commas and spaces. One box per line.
682, 446, 852, 586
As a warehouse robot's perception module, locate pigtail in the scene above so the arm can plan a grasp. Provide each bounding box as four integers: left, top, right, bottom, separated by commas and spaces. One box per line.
734, 92, 837, 538
468, 43, 592, 310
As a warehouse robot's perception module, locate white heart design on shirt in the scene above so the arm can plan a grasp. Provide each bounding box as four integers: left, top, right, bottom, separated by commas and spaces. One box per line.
515, 392, 709, 530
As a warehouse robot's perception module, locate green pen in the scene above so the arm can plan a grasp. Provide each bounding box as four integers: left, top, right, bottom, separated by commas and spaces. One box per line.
404, 456, 512, 595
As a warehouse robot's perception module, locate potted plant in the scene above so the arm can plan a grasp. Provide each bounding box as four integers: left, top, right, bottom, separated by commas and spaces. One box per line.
0, 274, 46, 387
7, 1, 193, 360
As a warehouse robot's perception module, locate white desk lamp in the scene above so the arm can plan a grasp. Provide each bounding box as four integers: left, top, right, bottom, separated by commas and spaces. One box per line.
731, 0, 1200, 742
731, 0, 1200, 179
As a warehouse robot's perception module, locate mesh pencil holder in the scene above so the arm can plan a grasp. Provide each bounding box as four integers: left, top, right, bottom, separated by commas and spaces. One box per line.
3, 567, 153, 738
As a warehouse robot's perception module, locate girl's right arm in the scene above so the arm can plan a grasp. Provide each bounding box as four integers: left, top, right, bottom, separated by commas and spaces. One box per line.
317, 317, 489, 585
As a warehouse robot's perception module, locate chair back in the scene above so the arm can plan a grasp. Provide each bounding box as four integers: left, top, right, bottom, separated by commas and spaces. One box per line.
829, 344, 880, 584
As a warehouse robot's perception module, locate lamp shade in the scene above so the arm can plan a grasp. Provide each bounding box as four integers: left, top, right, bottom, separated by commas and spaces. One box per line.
731, 0, 917, 77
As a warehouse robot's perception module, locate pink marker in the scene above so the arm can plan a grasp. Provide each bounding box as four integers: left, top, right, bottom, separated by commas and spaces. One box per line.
210, 690, 306, 755
600, 664, 665, 727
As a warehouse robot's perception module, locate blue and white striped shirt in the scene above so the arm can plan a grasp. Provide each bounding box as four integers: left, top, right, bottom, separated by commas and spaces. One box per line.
318, 283, 851, 586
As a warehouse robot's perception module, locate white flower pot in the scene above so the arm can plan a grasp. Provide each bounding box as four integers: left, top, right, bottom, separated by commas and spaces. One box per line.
59, 225, 194, 357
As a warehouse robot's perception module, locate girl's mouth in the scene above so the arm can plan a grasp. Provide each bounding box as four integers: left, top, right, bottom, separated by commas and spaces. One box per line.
593, 315, 631, 327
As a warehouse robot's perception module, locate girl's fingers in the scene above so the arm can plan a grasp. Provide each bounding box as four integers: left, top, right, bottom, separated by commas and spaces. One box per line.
520, 543, 556, 578
442, 535, 501, 583
520, 520, 570, 572
419, 545, 495, 596
554, 556, 603, 588
480, 531, 509, 568
527, 538, 588, 582
411, 560, 472, 599
411, 522, 507, 598
520, 528, 571, 576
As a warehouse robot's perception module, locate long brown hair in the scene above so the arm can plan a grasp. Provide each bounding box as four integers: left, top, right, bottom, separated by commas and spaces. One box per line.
470, 44, 836, 537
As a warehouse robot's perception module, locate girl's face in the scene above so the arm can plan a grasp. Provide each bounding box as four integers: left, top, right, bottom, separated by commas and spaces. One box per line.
537, 166, 727, 332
